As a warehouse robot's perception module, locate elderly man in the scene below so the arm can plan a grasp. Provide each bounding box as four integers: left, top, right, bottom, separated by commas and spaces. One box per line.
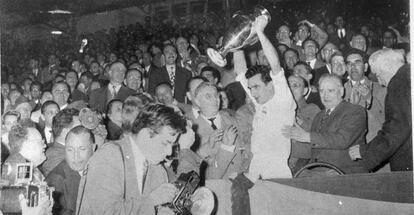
46, 126, 95, 215
192, 82, 251, 179
42, 108, 81, 176
349, 49, 411, 172
89, 62, 135, 112
2, 121, 46, 184
155, 82, 189, 114
147, 45, 192, 103
235, 16, 296, 180
182, 77, 208, 122
77, 104, 198, 215
283, 74, 367, 174
125, 69, 144, 93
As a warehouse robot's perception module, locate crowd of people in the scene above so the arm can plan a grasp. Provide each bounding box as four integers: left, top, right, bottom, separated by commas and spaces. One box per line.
0, 0, 411, 214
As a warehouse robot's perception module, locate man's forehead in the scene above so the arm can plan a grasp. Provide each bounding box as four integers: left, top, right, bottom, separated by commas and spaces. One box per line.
278, 25, 290, 32
346, 53, 363, 61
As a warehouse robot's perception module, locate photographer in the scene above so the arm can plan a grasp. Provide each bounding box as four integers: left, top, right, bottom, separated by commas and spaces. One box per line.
77, 104, 200, 215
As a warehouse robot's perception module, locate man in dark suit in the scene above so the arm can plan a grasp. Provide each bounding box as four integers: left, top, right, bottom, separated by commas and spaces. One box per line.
283, 74, 367, 174
142, 52, 159, 92
349, 49, 411, 172
89, 62, 135, 113
46, 126, 95, 215
312, 42, 338, 86
329, 16, 352, 51
302, 39, 325, 70
147, 44, 192, 103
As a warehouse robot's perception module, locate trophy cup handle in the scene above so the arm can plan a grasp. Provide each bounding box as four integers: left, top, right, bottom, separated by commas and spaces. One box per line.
207, 48, 227, 67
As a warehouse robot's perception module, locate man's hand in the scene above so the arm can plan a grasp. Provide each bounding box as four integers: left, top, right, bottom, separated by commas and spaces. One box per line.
299, 19, 314, 28
355, 85, 370, 97
149, 183, 178, 206
349, 145, 362, 160
222, 125, 238, 146
178, 124, 195, 149
19, 194, 51, 215
282, 122, 311, 142
252, 15, 268, 34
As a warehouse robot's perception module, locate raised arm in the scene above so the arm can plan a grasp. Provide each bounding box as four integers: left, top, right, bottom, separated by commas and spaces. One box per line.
300, 20, 328, 48
253, 16, 282, 76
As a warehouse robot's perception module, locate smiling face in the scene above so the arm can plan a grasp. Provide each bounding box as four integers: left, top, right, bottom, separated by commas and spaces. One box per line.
163, 45, 177, 65
126, 70, 142, 91
319, 77, 344, 109
346, 53, 366, 82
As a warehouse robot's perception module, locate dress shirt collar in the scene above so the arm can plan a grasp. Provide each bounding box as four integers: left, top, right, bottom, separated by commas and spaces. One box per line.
192, 106, 200, 119
108, 83, 122, 93
145, 65, 151, 72
306, 58, 317, 69
60, 103, 68, 110
200, 112, 221, 129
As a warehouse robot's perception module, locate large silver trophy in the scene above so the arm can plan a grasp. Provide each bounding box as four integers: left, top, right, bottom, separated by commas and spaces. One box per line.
207, 5, 271, 67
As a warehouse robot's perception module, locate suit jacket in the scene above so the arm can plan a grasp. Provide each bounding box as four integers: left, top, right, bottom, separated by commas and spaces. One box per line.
143, 64, 159, 92
46, 160, 80, 215
361, 64, 412, 171
312, 65, 330, 87
312, 59, 326, 70
105, 119, 123, 141
42, 142, 66, 177
329, 28, 352, 51
147, 65, 192, 103
193, 111, 252, 179
310, 101, 367, 173
71, 89, 88, 103
76, 136, 200, 215
89, 85, 134, 113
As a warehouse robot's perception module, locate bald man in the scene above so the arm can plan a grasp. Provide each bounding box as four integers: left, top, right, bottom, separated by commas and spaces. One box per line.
89, 62, 135, 112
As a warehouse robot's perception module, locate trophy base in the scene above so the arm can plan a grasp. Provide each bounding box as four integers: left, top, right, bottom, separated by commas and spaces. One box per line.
207, 48, 227, 67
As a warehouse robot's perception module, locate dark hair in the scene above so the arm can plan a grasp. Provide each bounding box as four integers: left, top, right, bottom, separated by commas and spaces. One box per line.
283, 48, 299, 58
155, 82, 173, 91
383, 28, 397, 39
201, 66, 221, 83
41, 100, 60, 114
80, 71, 93, 80
245, 65, 272, 84
106, 99, 122, 116
344, 48, 367, 63
131, 103, 186, 135
30, 81, 42, 91
65, 125, 95, 144
52, 108, 79, 138
294, 61, 312, 74
302, 38, 319, 50
8, 120, 37, 154
329, 51, 344, 64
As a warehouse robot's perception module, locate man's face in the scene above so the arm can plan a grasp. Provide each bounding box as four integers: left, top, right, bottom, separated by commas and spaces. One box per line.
361, 26, 370, 37
321, 43, 337, 63
297, 25, 309, 41
382, 32, 396, 48
164, 46, 177, 65
288, 75, 306, 102
176, 37, 189, 54
23, 80, 32, 92
109, 53, 118, 63
52, 83, 70, 106
29, 59, 39, 69
31, 85, 42, 100
126, 71, 142, 91
277, 25, 290, 42
293, 64, 311, 81
319, 78, 343, 109
4, 115, 18, 132
16, 103, 32, 119
80, 76, 92, 88
41, 92, 53, 104
142, 126, 179, 164
71, 61, 80, 72
109, 66, 126, 85
143, 53, 152, 67
257, 50, 269, 66
247, 74, 274, 104
350, 35, 367, 52
90, 63, 100, 75
66, 72, 78, 88
43, 104, 59, 126
109, 101, 123, 122
195, 86, 220, 115
346, 53, 366, 81
372, 68, 392, 87
48, 55, 57, 65
22, 128, 46, 166
155, 85, 174, 105
1, 84, 10, 98
65, 133, 94, 172
201, 70, 217, 84
303, 41, 318, 59
331, 55, 346, 76
135, 49, 143, 60
335, 16, 344, 28
187, 79, 204, 103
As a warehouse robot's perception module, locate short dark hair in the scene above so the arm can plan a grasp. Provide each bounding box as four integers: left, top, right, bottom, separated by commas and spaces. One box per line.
283, 48, 299, 59
344, 48, 367, 63
294, 61, 312, 74
125, 69, 142, 81
383, 28, 397, 39
80, 71, 93, 80
8, 120, 37, 154
30, 81, 42, 91
201, 66, 221, 82
52, 108, 79, 138
329, 51, 344, 64
41, 100, 60, 114
155, 82, 173, 91
131, 103, 186, 135
302, 38, 319, 50
65, 125, 95, 144
106, 99, 122, 116
245, 65, 272, 84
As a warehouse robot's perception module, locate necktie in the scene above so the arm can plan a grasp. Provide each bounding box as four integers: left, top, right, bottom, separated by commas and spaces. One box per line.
317, 109, 331, 132
208, 117, 217, 130
307, 61, 311, 66
112, 86, 117, 98
142, 160, 149, 193
169, 66, 175, 85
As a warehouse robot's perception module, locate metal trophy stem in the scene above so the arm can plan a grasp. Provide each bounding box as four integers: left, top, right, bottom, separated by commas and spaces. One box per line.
207, 5, 271, 67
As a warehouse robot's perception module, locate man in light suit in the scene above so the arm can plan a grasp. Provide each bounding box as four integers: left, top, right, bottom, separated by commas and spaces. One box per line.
89, 62, 135, 113
192, 82, 251, 179
147, 45, 192, 103
283, 74, 367, 174
76, 104, 199, 215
